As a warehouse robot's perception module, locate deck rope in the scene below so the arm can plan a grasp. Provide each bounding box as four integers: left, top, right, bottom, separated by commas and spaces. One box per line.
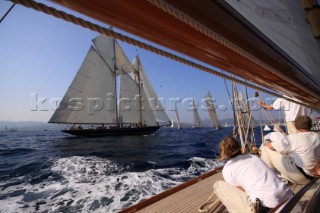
146, 0, 319, 99
11, 0, 283, 98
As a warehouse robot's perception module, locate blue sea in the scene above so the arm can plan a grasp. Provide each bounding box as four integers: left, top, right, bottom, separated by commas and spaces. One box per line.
0, 127, 264, 212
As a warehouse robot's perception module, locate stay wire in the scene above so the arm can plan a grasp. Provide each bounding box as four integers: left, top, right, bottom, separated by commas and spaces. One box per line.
0, 3, 15, 23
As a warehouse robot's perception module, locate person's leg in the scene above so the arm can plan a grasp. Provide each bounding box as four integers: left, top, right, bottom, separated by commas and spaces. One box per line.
260, 145, 309, 184
213, 180, 255, 213
260, 144, 280, 175
276, 155, 310, 184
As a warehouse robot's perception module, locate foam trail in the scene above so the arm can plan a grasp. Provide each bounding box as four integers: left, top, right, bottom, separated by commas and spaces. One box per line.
0, 156, 223, 212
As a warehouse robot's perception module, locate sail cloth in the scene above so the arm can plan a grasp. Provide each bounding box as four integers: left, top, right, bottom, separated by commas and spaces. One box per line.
119, 72, 158, 126
204, 91, 220, 128
140, 88, 158, 126
93, 34, 133, 75
114, 42, 134, 74
49, 46, 117, 124
133, 56, 171, 126
175, 107, 181, 129
192, 100, 203, 127
119, 73, 141, 124
92, 34, 115, 70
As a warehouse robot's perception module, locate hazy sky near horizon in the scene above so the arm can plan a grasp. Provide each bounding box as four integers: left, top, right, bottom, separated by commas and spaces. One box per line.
0, 0, 285, 124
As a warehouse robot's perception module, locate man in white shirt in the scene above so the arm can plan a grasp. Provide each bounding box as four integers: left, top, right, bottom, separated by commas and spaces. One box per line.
258, 98, 306, 134
213, 136, 293, 213
260, 115, 320, 184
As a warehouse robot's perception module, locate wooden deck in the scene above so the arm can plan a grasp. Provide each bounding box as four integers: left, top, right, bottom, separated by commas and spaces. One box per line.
120, 168, 226, 213
137, 172, 225, 213
121, 168, 319, 213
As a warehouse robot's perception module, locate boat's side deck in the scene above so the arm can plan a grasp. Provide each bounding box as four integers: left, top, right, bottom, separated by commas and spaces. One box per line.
135, 171, 226, 213
122, 169, 319, 213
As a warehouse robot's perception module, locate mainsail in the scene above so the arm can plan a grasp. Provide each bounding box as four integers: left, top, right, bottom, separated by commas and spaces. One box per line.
204, 91, 220, 129
192, 99, 203, 127
49, 34, 169, 131
132, 56, 171, 126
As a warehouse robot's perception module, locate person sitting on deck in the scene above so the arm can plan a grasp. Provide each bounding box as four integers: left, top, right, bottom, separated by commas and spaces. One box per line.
260, 115, 320, 184
213, 136, 293, 213
258, 98, 306, 134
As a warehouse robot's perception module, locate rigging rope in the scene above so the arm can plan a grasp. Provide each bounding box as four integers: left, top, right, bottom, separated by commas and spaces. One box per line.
11, 0, 285, 99
0, 3, 15, 23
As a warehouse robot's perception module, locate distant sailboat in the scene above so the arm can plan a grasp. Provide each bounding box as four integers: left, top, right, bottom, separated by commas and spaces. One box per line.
49, 34, 171, 136
264, 125, 271, 131
192, 99, 203, 128
171, 120, 174, 128
6, 123, 17, 132
204, 91, 221, 130
175, 106, 182, 129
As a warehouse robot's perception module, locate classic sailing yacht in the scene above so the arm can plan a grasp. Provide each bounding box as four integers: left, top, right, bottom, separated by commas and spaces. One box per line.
10, 0, 320, 212
191, 99, 203, 128
49, 34, 171, 136
204, 91, 221, 130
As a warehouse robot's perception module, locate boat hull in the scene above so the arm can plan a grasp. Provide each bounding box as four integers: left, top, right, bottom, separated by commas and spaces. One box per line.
62, 126, 161, 136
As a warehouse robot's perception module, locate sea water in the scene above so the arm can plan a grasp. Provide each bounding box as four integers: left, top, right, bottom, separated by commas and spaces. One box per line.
0, 127, 263, 212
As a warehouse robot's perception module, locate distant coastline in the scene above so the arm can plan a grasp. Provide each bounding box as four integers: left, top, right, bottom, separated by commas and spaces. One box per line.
0, 118, 281, 131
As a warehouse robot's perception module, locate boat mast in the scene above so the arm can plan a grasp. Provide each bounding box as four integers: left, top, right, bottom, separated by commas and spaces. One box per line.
135, 56, 143, 126
113, 39, 119, 127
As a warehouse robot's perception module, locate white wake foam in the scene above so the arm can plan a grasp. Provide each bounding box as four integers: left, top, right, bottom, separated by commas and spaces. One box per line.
0, 156, 222, 212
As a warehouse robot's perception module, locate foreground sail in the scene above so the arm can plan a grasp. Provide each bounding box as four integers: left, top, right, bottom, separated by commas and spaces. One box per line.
204, 91, 221, 130
49, 34, 170, 136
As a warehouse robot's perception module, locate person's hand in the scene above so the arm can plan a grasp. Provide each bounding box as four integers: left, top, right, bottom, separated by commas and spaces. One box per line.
258, 101, 264, 106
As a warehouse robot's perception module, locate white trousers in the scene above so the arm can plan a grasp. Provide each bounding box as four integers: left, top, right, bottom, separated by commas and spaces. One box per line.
213, 180, 255, 213
260, 145, 309, 184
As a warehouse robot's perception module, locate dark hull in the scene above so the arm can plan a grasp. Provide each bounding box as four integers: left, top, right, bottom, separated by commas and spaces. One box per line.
62, 126, 161, 136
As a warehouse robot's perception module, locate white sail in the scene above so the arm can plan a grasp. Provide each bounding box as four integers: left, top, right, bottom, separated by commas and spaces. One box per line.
114, 42, 134, 74
175, 107, 181, 129
192, 100, 203, 127
204, 91, 220, 128
141, 88, 158, 126
119, 73, 141, 124
225, 0, 320, 84
93, 34, 132, 75
49, 46, 117, 124
264, 125, 271, 131
92, 34, 115, 69
133, 56, 171, 126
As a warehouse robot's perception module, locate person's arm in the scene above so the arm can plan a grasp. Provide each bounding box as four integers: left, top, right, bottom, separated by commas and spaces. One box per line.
258, 101, 273, 110
265, 141, 276, 151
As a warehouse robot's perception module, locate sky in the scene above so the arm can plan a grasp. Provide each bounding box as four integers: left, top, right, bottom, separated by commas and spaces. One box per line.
0, 0, 286, 124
